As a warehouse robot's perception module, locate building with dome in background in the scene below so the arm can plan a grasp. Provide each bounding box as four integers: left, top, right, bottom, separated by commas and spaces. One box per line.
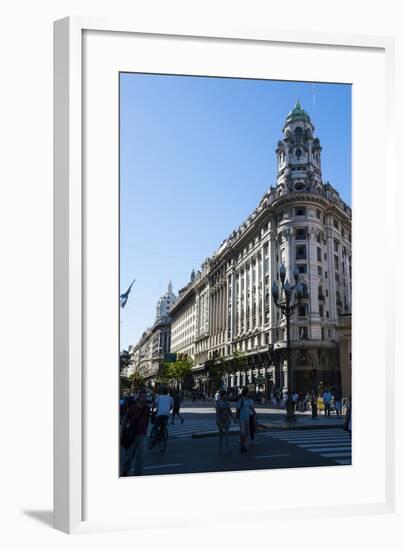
129, 282, 177, 385
169, 101, 352, 398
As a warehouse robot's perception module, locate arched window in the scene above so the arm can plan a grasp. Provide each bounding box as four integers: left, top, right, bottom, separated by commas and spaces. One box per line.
294, 127, 303, 142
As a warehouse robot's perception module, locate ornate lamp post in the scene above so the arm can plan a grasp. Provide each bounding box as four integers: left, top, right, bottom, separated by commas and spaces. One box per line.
271, 265, 304, 421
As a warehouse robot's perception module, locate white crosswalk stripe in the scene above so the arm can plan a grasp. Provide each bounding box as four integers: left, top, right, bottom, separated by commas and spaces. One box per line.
266, 429, 351, 464
147, 419, 238, 439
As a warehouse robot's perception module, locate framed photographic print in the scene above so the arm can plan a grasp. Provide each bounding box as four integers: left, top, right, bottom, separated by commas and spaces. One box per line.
54, 17, 397, 534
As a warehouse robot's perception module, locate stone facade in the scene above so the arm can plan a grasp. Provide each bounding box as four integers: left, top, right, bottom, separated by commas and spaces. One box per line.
170, 101, 352, 397
336, 314, 352, 398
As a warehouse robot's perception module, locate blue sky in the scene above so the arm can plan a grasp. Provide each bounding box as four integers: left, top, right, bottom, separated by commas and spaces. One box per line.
120, 74, 351, 350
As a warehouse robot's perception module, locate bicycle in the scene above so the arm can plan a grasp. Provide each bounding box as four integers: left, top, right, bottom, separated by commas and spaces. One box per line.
149, 415, 169, 452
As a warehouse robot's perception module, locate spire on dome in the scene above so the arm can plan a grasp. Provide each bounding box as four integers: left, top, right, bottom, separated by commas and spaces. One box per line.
155, 281, 176, 321
285, 100, 311, 124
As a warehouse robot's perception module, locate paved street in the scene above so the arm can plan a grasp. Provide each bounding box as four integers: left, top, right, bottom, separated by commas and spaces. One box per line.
139, 401, 351, 476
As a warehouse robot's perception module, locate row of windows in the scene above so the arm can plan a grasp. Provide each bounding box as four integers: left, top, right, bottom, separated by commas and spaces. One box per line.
279, 208, 350, 236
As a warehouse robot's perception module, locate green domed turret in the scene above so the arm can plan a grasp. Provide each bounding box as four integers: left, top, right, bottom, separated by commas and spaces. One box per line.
285, 99, 311, 123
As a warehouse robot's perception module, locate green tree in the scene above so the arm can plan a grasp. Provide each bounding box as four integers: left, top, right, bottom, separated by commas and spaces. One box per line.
119, 349, 133, 395
131, 371, 145, 391
119, 349, 131, 375
164, 355, 194, 388
156, 361, 171, 387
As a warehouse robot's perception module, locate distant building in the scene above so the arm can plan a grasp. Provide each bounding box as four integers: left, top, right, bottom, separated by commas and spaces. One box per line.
170, 101, 352, 396
131, 282, 176, 385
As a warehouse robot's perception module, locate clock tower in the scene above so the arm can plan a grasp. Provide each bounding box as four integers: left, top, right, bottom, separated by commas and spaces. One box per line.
275, 100, 323, 196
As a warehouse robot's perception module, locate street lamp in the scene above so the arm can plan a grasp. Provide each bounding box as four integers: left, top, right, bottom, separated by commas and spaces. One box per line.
271, 265, 303, 421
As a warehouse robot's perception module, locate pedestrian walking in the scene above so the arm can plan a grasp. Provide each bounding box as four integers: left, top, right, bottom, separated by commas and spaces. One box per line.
333, 385, 342, 416
303, 392, 310, 412
120, 391, 150, 476
323, 387, 332, 416
171, 390, 184, 424
282, 390, 288, 410
292, 391, 299, 411
310, 391, 318, 419
248, 392, 257, 446
214, 389, 221, 403
236, 387, 251, 453
215, 390, 236, 455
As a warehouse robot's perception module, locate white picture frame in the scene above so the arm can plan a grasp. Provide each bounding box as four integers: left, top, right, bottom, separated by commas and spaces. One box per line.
54, 17, 397, 534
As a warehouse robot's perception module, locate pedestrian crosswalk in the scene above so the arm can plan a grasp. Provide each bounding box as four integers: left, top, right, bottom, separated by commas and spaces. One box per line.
148, 418, 238, 440
265, 429, 352, 465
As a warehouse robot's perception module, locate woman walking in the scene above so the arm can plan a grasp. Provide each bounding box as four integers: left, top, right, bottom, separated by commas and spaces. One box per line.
236, 387, 251, 453
215, 390, 236, 455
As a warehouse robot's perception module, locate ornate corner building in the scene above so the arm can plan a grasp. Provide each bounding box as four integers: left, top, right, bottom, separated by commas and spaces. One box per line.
170, 101, 352, 397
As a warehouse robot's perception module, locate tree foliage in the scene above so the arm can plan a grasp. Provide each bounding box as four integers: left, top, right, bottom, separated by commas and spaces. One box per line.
164, 355, 194, 384
119, 349, 146, 394
119, 349, 131, 375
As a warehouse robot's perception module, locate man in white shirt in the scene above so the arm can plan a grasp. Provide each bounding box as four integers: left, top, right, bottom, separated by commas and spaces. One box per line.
153, 387, 173, 441
215, 389, 221, 402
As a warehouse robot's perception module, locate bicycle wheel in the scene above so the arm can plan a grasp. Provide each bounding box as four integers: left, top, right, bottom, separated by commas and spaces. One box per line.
149, 426, 156, 449
159, 424, 168, 452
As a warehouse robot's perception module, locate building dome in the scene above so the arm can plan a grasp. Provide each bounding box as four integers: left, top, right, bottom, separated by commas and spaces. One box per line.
285, 99, 311, 124
155, 281, 176, 321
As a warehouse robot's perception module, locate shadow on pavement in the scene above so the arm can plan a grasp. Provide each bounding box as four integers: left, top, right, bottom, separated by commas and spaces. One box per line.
23, 510, 53, 527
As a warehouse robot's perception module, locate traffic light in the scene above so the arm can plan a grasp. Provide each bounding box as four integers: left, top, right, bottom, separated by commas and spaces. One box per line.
311, 368, 317, 380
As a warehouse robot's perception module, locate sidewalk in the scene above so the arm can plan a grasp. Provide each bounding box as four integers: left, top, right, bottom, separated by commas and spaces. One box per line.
258, 414, 345, 430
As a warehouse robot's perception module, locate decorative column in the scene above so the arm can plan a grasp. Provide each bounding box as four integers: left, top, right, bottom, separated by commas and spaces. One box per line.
249, 259, 253, 332
269, 226, 277, 339
261, 246, 265, 329
244, 264, 248, 334
237, 269, 241, 338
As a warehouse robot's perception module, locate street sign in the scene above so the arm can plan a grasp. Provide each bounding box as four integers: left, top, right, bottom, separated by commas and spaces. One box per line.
164, 353, 177, 363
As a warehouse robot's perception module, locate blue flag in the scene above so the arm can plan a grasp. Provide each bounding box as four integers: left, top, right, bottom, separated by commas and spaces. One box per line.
120, 279, 135, 308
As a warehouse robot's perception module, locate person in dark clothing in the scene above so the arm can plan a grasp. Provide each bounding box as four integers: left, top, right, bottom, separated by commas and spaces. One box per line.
248, 393, 257, 446
120, 391, 150, 476
171, 391, 184, 424
334, 385, 343, 416
311, 391, 318, 419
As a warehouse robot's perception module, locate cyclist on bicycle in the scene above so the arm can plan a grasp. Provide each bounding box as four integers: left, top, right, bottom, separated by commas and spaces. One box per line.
152, 386, 173, 443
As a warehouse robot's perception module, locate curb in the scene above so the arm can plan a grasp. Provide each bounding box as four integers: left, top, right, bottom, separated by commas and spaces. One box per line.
258, 422, 345, 431
192, 429, 240, 439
